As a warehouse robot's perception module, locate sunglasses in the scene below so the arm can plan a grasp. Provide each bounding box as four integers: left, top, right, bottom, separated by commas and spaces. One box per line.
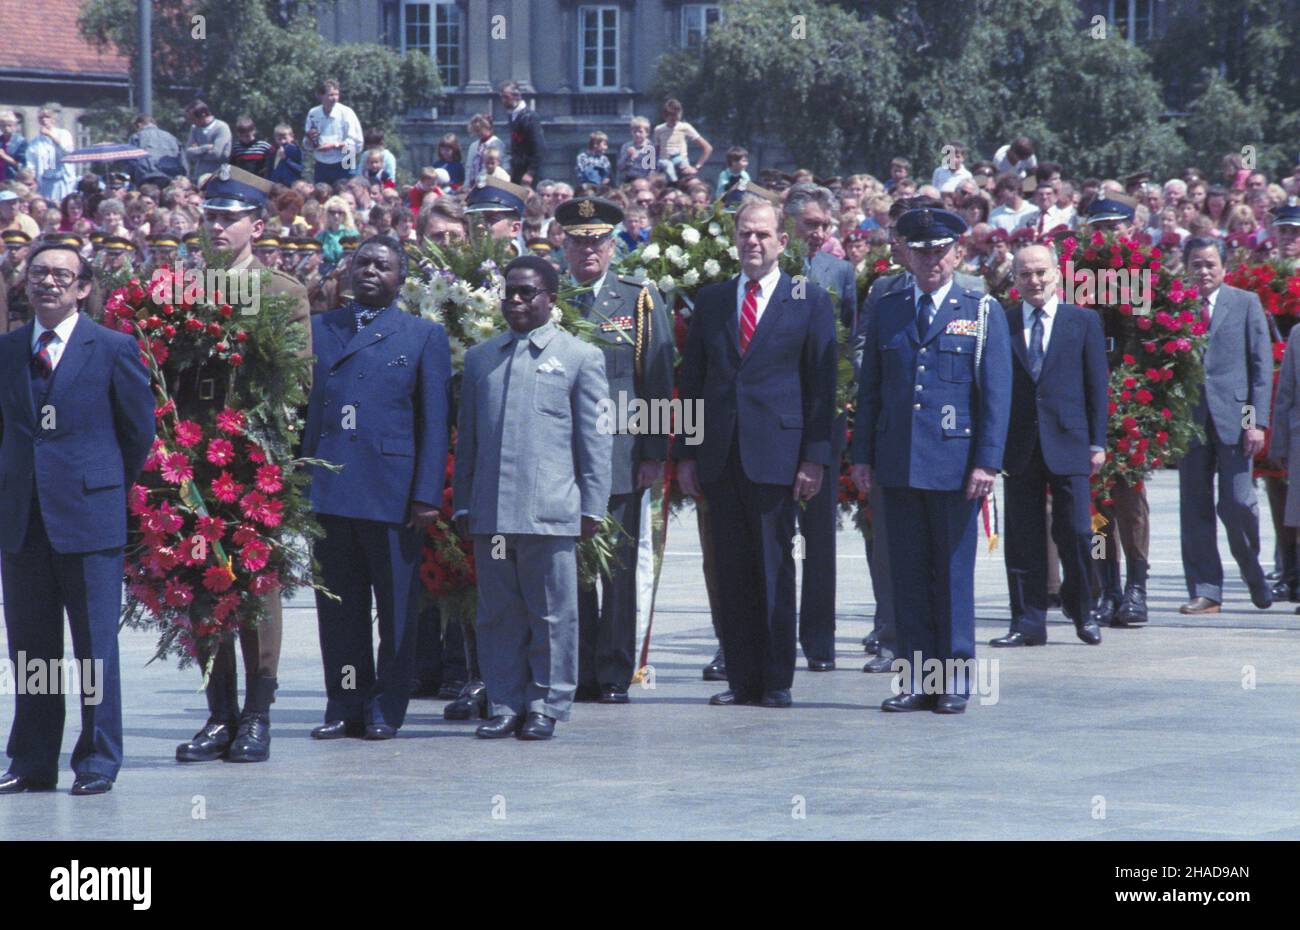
505, 284, 549, 302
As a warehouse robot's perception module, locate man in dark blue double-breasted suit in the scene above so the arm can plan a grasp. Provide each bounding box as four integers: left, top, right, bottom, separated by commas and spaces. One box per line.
0, 241, 155, 795
851, 208, 1011, 714
303, 236, 451, 740
990, 243, 1107, 648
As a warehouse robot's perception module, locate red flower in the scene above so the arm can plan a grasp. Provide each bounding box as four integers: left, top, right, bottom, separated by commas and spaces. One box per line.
254, 464, 283, 494
203, 564, 235, 593
128, 483, 150, 515
211, 471, 243, 504
195, 515, 224, 542
216, 408, 247, 435
163, 579, 194, 607
160, 452, 193, 485
232, 524, 261, 546
240, 538, 271, 573
246, 444, 267, 464
1156, 431, 1169, 445
206, 437, 236, 466
213, 592, 241, 622
1161, 408, 1172, 419
251, 571, 281, 596
1135, 389, 1153, 404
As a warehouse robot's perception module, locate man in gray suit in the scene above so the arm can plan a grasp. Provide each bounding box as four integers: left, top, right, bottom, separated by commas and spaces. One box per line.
1178, 237, 1274, 614
453, 255, 612, 740
558, 196, 674, 704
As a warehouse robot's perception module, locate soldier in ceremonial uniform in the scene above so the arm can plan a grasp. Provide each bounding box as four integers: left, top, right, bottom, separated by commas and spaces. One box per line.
181, 230, 205, 269
1, 229, 32, 333
253, 233, 281, 271
84, 236, 138, 321
464, 176, 529, 257
557, 196, 674, 703
145, 233, 180, 272
1083, 196, 1152, 626
851, 208, 1011, 714
174, 164, 312, 764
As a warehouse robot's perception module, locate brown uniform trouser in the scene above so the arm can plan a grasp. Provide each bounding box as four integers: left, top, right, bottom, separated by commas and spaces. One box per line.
1094, 477, 1150, 595
210, 593, 284, 682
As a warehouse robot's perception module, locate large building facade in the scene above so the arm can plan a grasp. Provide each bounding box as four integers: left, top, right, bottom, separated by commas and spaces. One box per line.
317, 0, 724, 182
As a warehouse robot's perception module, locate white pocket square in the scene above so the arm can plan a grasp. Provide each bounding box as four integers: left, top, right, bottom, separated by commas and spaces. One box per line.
538, 357, 566, 374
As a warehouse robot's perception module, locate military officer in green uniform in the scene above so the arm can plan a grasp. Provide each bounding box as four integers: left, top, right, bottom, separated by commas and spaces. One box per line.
1, 229, 32, 333
558, 196, 675, 703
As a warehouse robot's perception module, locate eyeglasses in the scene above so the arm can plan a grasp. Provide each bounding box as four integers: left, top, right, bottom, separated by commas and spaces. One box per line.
505, 284, 547, 302
28, 265, 78, 286
328, 210, 347, 216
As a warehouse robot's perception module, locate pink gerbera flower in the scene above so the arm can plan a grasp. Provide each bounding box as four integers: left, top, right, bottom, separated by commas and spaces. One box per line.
251, 571, 281, 596
254, 464, 283, 494
160, 452, 193, 485
211, 471, 243, 504
163, 578, 194, 607
240, 538, 271, 573
194, 515, 225, 543
216, 408, 247, 435
202, 564, 235, 593
206, 437, 236, 467
174, 420, 203, 447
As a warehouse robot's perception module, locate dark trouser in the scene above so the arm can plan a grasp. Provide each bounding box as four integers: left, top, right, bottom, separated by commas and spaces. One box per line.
1004, 445, 1094, 639
415, 603, 467, 687
1178, 422, 1266, 601
704, 444, 798, 697
1264, 475, 1292, 574
696, 497, 725, 643
864, 480, 896, 653
796, 462, 836, 663
1095, 477, 1149, 597
313, 160, 355, 184
578, 489, 644, 691
313, 514, 423, 729
1, 502, 123, 781
883, 487, 979, 696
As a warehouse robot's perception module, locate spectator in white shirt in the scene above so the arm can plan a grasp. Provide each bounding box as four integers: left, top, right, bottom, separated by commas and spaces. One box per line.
931, 140, 973, 193
304, 78, 364, 185
993, 137, 1038, 179
989, 173, 1040, 233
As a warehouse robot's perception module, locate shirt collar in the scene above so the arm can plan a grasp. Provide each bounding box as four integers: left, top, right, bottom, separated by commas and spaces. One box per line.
914, 277, 954, 309
743, 263, 782, 297
1022, 295, 1059, 321
504, 319, 558, 350
1203, 286, 1220, 309
33, 311, 79, 347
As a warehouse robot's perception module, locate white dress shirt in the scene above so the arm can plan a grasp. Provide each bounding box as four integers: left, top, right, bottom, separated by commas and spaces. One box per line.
1022, 295, 1059, 354
1202, 286, 1219, 322
737, 264, 783, 330
304, 102, 363, 166
913, 278, 955, 330
31, 312, 79, 371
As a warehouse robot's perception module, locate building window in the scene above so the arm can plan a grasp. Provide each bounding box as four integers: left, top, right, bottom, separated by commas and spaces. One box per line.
579, 5, 619, 90
1107, 0, 1155, 44
403, 2, 462, 87
682, 4, 722, 49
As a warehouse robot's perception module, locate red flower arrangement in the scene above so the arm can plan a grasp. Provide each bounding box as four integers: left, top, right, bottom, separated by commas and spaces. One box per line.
418, 445, 477, 619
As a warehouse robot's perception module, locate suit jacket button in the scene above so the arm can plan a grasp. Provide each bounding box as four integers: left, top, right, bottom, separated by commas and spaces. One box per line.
329, 370, 337, 376
358, 372, 365, 379
920, 348, 928, 354
915, 384, 922, 391
349, 435, 358, 442
913, 403, 921, 410
917, 365, 925, 372
964, 428, 971, 434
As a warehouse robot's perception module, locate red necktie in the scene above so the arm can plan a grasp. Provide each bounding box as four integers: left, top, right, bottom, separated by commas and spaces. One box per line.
32, 330, 56, 377
739, 279, 760, 353
1201, 296, 1211, 325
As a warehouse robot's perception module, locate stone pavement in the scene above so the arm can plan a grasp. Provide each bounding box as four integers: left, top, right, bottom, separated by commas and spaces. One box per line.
1, 471, 1297, 840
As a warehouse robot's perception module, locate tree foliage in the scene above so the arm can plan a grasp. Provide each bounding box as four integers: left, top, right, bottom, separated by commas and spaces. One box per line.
78, 0, 438, 150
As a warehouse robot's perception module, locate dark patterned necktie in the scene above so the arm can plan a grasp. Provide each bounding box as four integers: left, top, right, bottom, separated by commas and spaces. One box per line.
1028, 307, 1045, 380
31, 329, 56, 399
354, 303, 383, 332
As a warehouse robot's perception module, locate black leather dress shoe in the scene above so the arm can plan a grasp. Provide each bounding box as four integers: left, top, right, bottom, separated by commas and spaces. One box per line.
862, 633, 880, 654
226, 714, 271, 763
597, 686, 630, 704
862, 652, 895, 673
934, 694, 968, 715
436, 681, 464, 701
364, 723, 397, 740
702, 649, 727, 682
0, 771, 56, 794
1251, 585, 1274, 610
808, 659, 835, 672
1075, 617, 1102, 645
881, 693, 936, 712
311, 720, 364, 740
443, 680, 488, 720
989, 631, 1046, 647
574, 685, 601, 702
176, 718, 237, 762
70, 774, 113, 796
518, 712, 556, 740
476, 715, 522, 739
1272, 579, 1299, 602
1093, 594, 1121, 626
759, 689, 792, 708
708, 689, 754, 706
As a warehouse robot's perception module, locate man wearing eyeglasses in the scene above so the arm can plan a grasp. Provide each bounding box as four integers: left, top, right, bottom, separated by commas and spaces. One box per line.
557, 196, 673, 705
453, 255, 611, 740
0, 241, 156, 795
173, 165, 313, 766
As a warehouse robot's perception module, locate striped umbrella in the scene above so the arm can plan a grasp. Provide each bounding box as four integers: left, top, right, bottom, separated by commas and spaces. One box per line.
64, 143, 150, 165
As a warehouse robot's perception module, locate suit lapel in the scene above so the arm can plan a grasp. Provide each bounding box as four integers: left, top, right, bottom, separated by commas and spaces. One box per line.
1208, 287, 1233, 339
44, 313, 96, 412
333, 303, 401, 366
723, 277, 741, 362
5, 322, 37, 428
1039, 305, 1073, 379
922, 288, 961, 344
741, 273, 788, 364
1006, 302, 1029, 372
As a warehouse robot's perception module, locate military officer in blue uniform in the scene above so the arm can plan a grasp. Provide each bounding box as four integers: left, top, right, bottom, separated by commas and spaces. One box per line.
851, 208, 1012, 714
557, 196, 674, 703
464, 176, 529, 259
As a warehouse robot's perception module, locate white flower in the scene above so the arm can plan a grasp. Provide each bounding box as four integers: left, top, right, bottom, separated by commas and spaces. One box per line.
682, 269, 700, 286
703, 259, 721, 278
475, 316, 497, 334
714, 235, 730, 247
708, 222, 721, 236
641, 243, 661, 261
448, 281, 471, 305
550, 306, 564, 324
657, 275, 676, 292
727, 246, 739, 260
681, 226, 701, 246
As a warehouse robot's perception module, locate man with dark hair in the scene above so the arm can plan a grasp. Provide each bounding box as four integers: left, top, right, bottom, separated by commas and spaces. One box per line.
499, 81, 544, 187
0, 241, 156, 794
303, 236, 451, 740
230, 116, 274, 178
128, 113, 185, 186
1177, 236, 1274, 614
453, 254, 611, 740
184, 100, 231, 182
305, 79, 364, 185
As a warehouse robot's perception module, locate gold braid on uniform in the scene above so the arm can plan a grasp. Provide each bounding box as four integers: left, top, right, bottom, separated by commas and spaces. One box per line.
634, 284, 651, 386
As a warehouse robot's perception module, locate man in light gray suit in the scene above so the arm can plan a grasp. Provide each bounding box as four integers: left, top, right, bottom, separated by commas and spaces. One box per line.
453, 255, 612, 740
1178, 237, 1274, 614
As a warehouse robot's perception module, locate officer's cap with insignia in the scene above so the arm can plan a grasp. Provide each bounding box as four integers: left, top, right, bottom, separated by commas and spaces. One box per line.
464, 176, 530, 217
101, 235, 136, 253
298, 238, 322, 253
89, 231, 105, 246
45, 231, 85, 249
253, 234, 280, 249
2, 229, 32, 246
555, 196, 622, 238
148, 233, 180, 248
1271, 204, 1300, 228
340, 235, 361, 252
896, 207, 968, 250
182, 230, 203, 246
201, 163, 272, 213
1086, 196, 1136, 223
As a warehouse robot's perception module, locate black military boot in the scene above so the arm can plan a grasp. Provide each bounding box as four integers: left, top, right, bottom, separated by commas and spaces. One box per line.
443, 620, 488, 720
1091, 550, 1123, 626
176, 651, 239, 763
1115, 559, 1149, 625
1272, 539, 1299, 602
227, 675, 276, 763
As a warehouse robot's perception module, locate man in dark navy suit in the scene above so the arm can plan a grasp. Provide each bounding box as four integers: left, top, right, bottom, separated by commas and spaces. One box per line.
990, 243, 1107, 647
851, 207, 1012, 714
0, 241, 155, 795
675, 197, 837, 708
303, 236, 452, 740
